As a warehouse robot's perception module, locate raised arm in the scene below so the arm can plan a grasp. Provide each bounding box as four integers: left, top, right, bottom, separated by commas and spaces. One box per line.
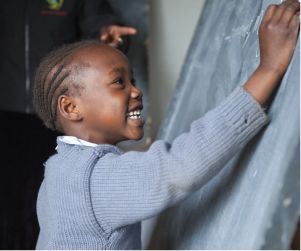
90, 1, 299, 234
91, 86, 268, 233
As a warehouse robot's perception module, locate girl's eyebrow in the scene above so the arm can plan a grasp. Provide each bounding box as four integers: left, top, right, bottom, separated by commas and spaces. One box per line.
108, 67, 134, 75
108, 67, 125, 75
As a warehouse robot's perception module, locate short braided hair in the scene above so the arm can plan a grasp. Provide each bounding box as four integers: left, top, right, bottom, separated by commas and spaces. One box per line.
33, 39, 104, 133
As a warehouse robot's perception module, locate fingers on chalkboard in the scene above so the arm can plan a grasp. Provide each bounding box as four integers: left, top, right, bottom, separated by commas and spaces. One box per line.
270, 1, 298, 22
289, 12, 300, 30
263, 5, 278, 21
263, 0, 300, 27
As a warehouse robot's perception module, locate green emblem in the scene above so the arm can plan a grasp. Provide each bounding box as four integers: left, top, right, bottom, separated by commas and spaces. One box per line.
46, 0, 64, 11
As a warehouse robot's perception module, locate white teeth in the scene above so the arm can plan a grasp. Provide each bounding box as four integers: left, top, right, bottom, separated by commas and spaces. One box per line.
128, 115, 141, 120
126, 110, 141, 117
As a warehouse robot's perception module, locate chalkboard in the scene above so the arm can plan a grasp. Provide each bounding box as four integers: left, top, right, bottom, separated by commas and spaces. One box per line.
148, 0, 300, 249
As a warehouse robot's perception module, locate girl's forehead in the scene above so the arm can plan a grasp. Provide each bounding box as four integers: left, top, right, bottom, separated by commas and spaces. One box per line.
78, 44, 131, 71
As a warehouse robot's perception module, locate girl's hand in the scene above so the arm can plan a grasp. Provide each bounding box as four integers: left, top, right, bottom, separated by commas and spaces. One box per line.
259, 0, 300, 75
244, 0, 300, 106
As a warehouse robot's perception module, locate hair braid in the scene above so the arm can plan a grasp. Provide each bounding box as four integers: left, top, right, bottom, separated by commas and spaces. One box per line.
33, 39, 104, 133
39, 47, 77, 112
47, 72, 69, 124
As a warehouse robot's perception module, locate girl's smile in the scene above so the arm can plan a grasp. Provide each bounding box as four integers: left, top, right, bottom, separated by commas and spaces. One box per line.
126, 103, 144, 126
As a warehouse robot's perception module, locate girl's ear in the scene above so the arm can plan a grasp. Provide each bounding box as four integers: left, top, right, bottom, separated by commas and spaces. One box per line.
57, 95, 83, 121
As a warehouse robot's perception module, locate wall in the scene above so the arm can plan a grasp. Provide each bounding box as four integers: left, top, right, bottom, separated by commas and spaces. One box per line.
148, 0, 206, 141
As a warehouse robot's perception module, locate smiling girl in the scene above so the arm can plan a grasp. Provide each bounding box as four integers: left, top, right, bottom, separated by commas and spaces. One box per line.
33, 1, 299, 249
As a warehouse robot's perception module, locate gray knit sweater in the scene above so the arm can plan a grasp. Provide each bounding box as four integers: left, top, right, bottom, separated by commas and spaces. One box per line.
36, 86, 268, 250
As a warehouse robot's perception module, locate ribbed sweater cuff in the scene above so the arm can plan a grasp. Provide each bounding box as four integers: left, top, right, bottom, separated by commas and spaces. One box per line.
218, 86, 269, 145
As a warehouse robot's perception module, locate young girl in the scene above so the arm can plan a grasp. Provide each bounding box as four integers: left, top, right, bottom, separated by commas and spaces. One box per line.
33, 1, 299, 249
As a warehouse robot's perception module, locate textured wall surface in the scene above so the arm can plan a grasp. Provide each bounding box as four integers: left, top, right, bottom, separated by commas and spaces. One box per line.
148, 0, 300, 249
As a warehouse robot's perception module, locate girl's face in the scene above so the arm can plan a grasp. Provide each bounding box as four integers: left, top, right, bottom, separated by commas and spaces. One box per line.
74, 44, 145, 145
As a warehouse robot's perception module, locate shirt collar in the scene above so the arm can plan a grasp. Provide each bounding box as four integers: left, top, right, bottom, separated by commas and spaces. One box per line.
56, 136, 98, 150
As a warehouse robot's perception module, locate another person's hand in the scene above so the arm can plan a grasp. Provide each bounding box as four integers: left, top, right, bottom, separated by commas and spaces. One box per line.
100, 25, 137, 52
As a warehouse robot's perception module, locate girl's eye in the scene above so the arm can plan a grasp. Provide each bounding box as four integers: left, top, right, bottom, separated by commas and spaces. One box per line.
131, 78, 137, 87
114, 78, 124, 85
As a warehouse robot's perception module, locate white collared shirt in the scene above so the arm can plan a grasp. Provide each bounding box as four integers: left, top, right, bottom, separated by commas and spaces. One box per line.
56, 136, 98, 150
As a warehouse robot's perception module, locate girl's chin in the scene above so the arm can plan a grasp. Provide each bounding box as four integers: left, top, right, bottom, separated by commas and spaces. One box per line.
129, 131, 144, 141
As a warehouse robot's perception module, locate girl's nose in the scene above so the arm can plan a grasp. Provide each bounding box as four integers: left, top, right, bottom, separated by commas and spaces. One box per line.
131, 87, 143, 101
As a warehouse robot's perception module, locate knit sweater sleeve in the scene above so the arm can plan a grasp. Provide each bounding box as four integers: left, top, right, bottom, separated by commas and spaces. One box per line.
90, 86, 268, 234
